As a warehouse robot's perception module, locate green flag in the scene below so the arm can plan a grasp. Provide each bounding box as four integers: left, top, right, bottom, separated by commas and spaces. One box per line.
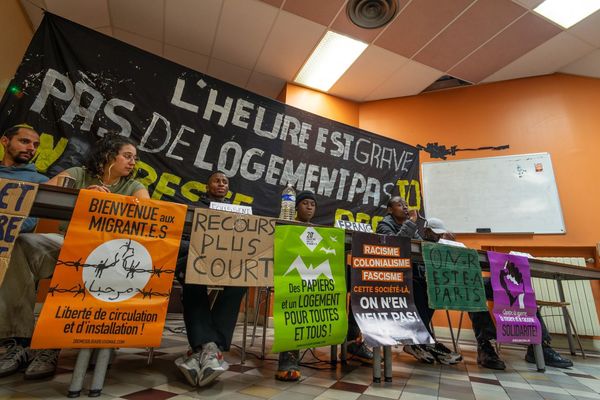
272, 225, 347, 352
422, 242, 487, 311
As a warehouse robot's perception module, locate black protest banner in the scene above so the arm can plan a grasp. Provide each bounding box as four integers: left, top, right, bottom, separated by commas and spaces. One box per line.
0, 179, 38, 284
422, 242, 487, 312
350, 232, 432, 346
186, 208, 276, 286
0, 13, 420, 226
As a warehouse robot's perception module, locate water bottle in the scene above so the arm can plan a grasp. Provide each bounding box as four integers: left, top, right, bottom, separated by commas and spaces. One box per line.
279, 183, 296, 220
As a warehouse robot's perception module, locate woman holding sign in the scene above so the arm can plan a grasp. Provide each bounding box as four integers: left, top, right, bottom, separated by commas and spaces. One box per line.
0, 133, 148, 381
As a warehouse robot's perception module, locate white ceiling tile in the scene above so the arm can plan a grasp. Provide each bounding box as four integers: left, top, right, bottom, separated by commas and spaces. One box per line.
482, 32, 595, 83
208, 58, 252, 88
568, 9, 600, 47
212, 0, 278, 69
113, 28, 163, 56
254, 10, 326, 80
560, 49, 600, 79
365, 60, 443, 101
109, 0, 163, 41
164, 45, 209, 73
329, 45, 410, 102
246, 71, 285, 99
511, 0, 544, 10
46, 0, 110, 27
165, 0, 221, 55
19, 0, 45, 30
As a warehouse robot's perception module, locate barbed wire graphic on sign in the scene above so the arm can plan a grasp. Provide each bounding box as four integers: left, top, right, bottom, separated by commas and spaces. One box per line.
52, 238, 172, 302
56, 239, 174, 280
137, 287, 171, 299
48, 283, 87, 300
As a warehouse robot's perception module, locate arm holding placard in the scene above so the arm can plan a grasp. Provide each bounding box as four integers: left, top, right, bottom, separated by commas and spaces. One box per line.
176, 171, 245, 388
0, 134, 149, 382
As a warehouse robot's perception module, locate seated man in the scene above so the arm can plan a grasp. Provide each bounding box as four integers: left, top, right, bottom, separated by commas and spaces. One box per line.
175, 171, 245, 387
376, 197, 461, 365
0, 133, 148, 380
423, 217, 573, 370
0, 124, 48, 232
275, 191, 373, 382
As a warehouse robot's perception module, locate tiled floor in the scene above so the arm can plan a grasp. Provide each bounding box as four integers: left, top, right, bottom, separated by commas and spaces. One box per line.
1, 316, 599, 399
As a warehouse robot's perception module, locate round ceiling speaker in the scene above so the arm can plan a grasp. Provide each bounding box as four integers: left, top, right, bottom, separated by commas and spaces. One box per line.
347, 0, 398, 29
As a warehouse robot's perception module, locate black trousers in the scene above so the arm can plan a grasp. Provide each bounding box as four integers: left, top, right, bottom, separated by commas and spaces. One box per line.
176, 239, 247, 351
412, 265, 435, 336
469, 278, 551, 344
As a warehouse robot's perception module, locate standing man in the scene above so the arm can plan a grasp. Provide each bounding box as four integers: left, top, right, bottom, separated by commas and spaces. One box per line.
0, 124, 48, 232
175, 171, 244, 387
376, 197, 461, 365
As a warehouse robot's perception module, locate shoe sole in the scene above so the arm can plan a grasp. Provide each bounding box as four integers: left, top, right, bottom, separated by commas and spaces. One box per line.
403, 348, 435, 364
477, 360, 506, 370
177, 365, 199, 387
175, 357, 198, 387
197, 366, 226, 387
24, 370, 56, 380
526, 356, 572, 369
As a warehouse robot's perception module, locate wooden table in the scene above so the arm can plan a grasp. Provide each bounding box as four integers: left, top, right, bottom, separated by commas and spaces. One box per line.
31, 185, 600, 373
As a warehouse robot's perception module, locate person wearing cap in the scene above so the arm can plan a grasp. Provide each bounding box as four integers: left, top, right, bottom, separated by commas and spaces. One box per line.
175, 171, 244, 387
0, 124, 48, 233
275, 190, 315, 381
275, 190, 373, 380
376, 197, 462, 365
424, 217, 573, 370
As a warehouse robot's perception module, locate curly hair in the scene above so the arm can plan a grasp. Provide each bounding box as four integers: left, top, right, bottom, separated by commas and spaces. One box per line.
85, 133, 138, 179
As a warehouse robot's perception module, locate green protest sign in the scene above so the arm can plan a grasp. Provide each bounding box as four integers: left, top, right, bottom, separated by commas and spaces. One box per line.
422, 242, 487, 312
272, 225, 347, 352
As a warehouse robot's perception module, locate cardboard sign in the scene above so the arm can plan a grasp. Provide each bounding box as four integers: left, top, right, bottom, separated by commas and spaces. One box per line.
0, 179, 38, 285
31, 190, 186, 348
209, 202, 253, 215
272, 225, 347, 352
186, 208, 275, 286
422, 242, 487, 312
351, 232, 433, 346
488, 251, 542, 344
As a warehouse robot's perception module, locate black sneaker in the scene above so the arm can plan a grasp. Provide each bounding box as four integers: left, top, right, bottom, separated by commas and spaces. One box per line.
525, 345, 573, 369
0, 343, 32, 377
276, 350, 301, 381
425, 342, 462, 365
477, 341, 505, 370
403, 344, 435, 364
347, 341, 374, 364
24, 349, 60, 380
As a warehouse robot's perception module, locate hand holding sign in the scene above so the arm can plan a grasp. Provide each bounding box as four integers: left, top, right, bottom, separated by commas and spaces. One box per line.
0, 179, 38, 285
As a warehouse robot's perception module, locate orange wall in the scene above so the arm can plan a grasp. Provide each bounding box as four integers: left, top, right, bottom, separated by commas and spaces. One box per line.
285, 75, 600, 251
284, 74, 600, 335
284, 83, 360, 127
360, 74, 600, 251
0, 0, 32, 94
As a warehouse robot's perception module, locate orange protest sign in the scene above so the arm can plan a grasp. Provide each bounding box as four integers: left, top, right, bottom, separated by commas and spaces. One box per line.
31, 190, 186, 349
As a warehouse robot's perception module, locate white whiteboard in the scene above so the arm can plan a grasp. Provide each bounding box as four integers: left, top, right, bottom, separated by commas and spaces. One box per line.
421, 153, 565, 234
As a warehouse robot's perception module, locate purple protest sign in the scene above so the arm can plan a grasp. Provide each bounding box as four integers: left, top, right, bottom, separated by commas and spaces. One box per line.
488, 251, 541, 344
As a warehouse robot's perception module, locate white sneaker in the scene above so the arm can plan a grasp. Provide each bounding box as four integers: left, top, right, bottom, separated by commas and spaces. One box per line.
197, 342, 228, 387
175, 351, 201, 386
